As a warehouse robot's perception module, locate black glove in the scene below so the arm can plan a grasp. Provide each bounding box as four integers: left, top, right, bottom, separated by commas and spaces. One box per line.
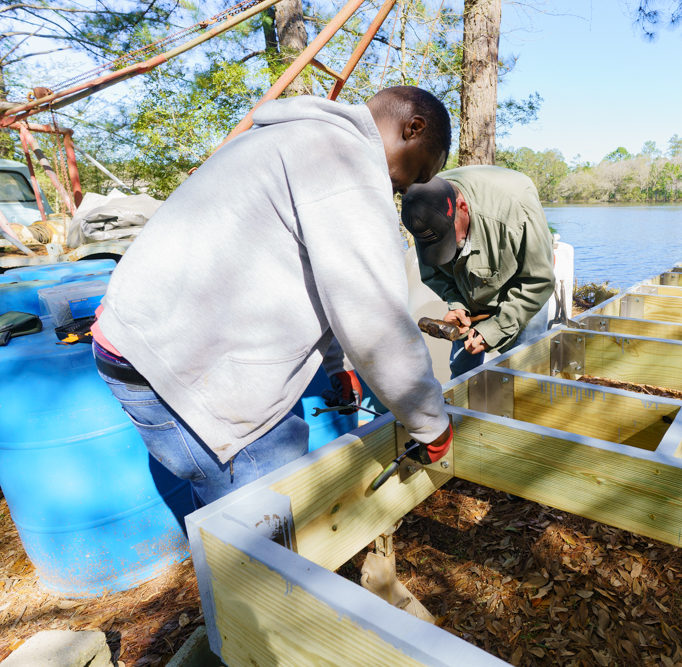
322, 370, 363, 415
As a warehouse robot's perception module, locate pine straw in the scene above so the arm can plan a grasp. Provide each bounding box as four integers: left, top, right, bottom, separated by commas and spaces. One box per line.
0, 496, 202, 666
338, 479, 682, 666
577, 375, 682, 401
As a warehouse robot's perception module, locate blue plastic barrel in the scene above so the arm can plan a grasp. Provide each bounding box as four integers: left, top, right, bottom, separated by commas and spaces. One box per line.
0, 274, 192, 597
294, 367, 358, 451
4, 259, 116, 283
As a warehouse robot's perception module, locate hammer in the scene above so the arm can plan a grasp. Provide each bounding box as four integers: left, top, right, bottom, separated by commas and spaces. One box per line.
418, 314, 491, 342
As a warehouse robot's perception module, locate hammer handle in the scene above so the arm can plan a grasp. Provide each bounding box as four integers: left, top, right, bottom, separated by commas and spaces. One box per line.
418, 314, 491, 342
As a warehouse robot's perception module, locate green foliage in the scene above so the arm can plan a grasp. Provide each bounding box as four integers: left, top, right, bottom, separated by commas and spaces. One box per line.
640, 140, 661, 158
496, 146, 567, 201
497, 137, 682, 203
604, 146, 633, 162
2, 0, 546, 199
667, 134, 682, 157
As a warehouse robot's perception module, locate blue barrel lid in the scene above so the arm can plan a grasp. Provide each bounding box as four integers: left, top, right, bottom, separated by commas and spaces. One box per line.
4, 259, 116, 283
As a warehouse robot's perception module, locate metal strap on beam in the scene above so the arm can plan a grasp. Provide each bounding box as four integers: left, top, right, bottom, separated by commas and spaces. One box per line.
468, 369, 514, 418
549, 332, 586, 377
620, 294, 645, 319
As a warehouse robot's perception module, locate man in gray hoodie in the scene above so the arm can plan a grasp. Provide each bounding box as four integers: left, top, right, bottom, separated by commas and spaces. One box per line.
92, 86, 453, 506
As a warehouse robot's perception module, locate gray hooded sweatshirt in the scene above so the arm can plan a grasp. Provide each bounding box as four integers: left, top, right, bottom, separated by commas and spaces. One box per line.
99, 96, 449, 463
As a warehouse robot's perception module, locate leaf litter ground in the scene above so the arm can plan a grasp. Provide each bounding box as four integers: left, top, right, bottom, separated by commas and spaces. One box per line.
0, 494, 203, 666
338, 479, 682, 666
1, 367, 680, 665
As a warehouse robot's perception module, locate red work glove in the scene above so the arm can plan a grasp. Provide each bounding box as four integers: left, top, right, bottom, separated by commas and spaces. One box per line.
405, 424, 453, 465
325, 370, 363, 415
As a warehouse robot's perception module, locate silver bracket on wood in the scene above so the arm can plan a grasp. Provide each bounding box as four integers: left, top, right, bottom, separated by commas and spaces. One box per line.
468, 369, 514, 418
549, 332, 586, 377
581, 316, 609, 332
620, 294, 645, 319
394, 422, 422, 482
632, 285, 657, 295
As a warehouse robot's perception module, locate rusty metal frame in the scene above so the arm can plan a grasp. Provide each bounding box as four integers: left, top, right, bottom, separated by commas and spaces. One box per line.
0, 0, 284, 127
217, 0, 398, 148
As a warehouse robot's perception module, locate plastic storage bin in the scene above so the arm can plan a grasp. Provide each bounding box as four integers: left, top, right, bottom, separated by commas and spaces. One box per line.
38, 279, 107, 325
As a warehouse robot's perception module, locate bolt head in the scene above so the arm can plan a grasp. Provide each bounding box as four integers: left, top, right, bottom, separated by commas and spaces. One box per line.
501, 377, 509, 384
440, 460, 449, 469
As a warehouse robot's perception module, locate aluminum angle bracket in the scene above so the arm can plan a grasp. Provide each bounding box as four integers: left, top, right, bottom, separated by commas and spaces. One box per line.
468, 369, 514, 418
620, 294, 645, 319
550, 331, 586, 377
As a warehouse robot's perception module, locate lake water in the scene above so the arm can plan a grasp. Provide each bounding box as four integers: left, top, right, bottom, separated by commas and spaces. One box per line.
543, 204, 682, 291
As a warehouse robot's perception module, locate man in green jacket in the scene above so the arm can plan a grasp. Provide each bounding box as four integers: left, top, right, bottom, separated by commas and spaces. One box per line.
401, 165, 555, 378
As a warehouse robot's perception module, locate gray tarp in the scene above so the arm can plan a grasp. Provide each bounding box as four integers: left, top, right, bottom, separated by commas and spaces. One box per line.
66, 189, 162, 247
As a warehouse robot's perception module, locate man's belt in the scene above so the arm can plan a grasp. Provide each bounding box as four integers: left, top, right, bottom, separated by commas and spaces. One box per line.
93, 344, 150, 387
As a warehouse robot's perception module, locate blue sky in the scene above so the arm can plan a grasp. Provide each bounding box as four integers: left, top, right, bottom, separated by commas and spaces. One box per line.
497, 0, 682, 164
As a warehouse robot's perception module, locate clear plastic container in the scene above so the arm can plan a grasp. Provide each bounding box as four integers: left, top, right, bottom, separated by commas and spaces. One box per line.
37, 279, 107, 326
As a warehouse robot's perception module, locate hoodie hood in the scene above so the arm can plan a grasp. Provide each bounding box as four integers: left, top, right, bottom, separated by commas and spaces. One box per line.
252, 96, 385, 153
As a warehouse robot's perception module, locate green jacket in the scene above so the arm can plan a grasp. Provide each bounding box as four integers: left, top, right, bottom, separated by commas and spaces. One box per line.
418, 165, 555, 352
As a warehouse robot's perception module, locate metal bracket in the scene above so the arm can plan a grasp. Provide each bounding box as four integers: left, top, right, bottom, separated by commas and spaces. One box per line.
632, 284, 657, 296
580, 316, 609, 332
468, 370, 514, 418
549, 332, 586, 377
394, 422, 422, 482
620, 294, 645, 319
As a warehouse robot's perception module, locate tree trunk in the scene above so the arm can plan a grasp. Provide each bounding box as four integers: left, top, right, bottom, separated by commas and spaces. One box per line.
262, 7, 280, 84
458, 0, 500, 165
274, 0, 311, 96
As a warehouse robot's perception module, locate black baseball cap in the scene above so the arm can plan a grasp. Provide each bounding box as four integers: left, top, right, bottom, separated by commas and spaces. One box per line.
401, 176, 458, 267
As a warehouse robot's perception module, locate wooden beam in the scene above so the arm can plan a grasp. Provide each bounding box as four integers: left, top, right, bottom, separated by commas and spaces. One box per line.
190, 518, 503, 666
583, 332, 682, 390
578, 315, 682, 341
269, 417, 451, 570
635, 284, 682, 297
482, 368, 680, 451
450, 407, 682, 546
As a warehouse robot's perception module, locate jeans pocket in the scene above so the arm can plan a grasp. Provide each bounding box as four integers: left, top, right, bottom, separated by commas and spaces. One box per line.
122, 410, 207, 483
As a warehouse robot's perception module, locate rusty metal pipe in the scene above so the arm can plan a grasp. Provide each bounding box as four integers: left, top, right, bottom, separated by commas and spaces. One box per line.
215, 0, 367, 149
0, 0, 283, 126
327, 0, 398, 101
19, 125, 75, 216
63, 132, 83, 208
18, 129, 47, 222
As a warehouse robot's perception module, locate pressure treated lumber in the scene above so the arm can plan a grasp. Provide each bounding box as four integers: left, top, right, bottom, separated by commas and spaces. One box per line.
636, 284, 682, 297
477, 369, 679, 451
198, 522, 503, 666
498, 329, 682, 390
626, 294, 682, 322
450, 408, 682, 546
583, 332, 682, 391
269, 418, 451, 571
578, 315, 682, 341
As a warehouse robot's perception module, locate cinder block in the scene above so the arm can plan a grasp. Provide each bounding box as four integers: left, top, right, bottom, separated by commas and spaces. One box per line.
167, 626, 224, 667
0, 629, 112, 667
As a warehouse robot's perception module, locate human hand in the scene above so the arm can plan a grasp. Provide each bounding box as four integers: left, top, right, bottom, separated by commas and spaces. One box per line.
442, 309, 471, 335
405, 424, 453, 465
463, 329, 490, 355
324, 370, 363, 415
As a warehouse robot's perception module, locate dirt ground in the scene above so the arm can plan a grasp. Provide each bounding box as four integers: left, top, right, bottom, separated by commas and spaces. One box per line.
3, 475, 681, 667
0, 495, 203, 666
338, 479, 682, 666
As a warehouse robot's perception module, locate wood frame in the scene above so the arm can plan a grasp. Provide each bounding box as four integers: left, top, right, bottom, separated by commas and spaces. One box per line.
188, 266, 682, 666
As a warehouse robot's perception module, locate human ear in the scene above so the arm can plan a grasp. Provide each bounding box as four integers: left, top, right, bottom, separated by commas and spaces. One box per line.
402, 115, 426, 140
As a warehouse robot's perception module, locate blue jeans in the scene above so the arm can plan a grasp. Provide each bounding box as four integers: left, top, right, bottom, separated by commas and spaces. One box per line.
449, 300, 550, 379
96, 365, 309, 508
